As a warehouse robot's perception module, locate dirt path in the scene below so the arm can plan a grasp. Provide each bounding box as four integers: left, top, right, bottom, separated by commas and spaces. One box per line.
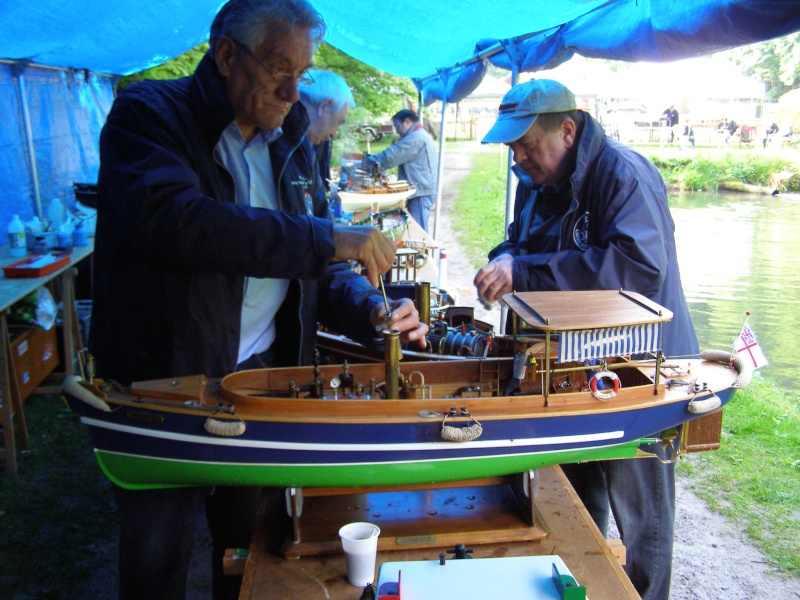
435, 140, 800, 600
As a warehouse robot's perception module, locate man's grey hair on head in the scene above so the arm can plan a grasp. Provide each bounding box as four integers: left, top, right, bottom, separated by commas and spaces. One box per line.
535, 110, 583, 133
299, 70, 356, 111
209, 0, 326, 53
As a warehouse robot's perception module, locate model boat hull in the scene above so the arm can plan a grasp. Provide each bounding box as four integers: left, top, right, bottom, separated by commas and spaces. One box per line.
63, 353, 745, 490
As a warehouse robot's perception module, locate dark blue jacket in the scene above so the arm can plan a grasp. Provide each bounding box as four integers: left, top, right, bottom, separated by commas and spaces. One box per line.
91, 54, 383, 383
489, 113, 698, 356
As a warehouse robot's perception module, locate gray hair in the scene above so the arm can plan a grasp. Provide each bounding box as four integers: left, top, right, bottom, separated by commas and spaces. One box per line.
536, 110, 583, 133
209, 0, 326, 53
299, 70, 356, 112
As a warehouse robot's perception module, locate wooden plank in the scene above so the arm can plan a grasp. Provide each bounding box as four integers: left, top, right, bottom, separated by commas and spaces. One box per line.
238, 466, 640, 600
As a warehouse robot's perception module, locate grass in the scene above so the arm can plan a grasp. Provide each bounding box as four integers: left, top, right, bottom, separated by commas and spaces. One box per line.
0, 394, 119, 599
678, 377, 800, 575
449, 142, 800, 579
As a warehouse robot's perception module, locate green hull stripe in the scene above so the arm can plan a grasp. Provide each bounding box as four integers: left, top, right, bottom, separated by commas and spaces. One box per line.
95, 441, 650, 490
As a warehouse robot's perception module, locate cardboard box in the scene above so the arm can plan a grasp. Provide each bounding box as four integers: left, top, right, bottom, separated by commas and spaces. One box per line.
9, 325, 59, 402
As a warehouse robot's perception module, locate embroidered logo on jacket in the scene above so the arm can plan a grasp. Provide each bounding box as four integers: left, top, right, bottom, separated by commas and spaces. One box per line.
573, 211, 590, 251
290, 175, 315, 215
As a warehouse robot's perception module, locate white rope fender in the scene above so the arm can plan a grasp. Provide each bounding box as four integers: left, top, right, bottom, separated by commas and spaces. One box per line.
687, 395, 721, 414
700, 349, 753, 388
204, 418, 246, 437
441, 413, 483, 442
62, 375, 111, 412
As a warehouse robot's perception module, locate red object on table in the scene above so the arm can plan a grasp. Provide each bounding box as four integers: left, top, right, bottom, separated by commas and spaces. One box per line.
2, 253, 72, 278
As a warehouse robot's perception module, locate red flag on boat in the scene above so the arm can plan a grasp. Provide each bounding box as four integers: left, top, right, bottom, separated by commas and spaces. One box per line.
733, 319, 768, 370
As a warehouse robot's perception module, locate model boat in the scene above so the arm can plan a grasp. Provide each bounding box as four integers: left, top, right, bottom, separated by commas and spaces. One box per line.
63, 290, 750, 490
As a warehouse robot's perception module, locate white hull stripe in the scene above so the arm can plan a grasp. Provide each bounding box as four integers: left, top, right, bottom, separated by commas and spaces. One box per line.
82, 417, 624, 452
97, 443, 618, 468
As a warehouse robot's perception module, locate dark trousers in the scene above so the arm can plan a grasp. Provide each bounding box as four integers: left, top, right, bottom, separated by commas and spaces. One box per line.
561, 442, 676, 600
116, 485, 261, 600
117, 348, 274, 599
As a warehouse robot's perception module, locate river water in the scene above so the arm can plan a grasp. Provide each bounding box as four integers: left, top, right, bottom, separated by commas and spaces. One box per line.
671, 190, 800, 392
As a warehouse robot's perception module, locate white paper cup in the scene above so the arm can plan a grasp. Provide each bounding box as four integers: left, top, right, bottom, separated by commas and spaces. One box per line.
338, 522, 381, 587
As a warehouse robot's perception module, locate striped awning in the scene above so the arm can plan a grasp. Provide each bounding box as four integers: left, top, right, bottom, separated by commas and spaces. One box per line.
558, 324, 662, 362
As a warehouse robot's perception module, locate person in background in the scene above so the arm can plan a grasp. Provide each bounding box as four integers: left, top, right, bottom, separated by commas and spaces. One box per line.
661, 104, 679, 143
661, 104, 679, 127
762, 122, 779, 148
681, 120, 695, 149
90, 1, 427, 598
362, 109, 439, 233
474, 79, 698, 600
298, 69, 355, 192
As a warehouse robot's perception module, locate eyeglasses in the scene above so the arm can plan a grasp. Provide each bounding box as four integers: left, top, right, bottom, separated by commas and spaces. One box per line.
228, 36, 314, 87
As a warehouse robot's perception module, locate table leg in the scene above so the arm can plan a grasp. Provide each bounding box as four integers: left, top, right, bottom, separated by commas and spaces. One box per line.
1, 312, 30, 475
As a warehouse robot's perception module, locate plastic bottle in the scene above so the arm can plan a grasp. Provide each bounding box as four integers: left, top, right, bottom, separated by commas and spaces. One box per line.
7, 214, 26, 256
25, 216, 43, 251
47, 198, 63, 232
72, 221, 87, 247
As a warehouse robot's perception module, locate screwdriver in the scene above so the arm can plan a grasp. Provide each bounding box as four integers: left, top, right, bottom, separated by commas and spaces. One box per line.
376, 276, 393, 331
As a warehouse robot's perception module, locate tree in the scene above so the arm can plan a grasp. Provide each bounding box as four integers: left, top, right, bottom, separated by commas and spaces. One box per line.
723, 33, 800, 102
313, 43, 417, 119
117, 44, 207, 89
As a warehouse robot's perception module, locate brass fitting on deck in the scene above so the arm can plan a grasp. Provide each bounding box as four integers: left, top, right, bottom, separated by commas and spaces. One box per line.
383, 328, 402, 399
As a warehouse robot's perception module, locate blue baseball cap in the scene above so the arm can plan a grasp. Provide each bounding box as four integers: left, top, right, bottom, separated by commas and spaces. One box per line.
482, 79, 577, 144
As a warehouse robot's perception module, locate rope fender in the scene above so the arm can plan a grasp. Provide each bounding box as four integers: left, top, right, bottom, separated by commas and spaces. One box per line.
700, 349, 753, 389
62, 375, 111, 412
204, 418, 246, 437
441, 411, 483, 442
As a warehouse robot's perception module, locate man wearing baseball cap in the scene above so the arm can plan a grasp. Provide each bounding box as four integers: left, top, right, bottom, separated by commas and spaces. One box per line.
475, 79, 698, 600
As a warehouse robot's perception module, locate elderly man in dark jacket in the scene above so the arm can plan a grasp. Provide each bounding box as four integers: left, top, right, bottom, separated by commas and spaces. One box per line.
91, 1, 426, 598
475, 79, 698, 600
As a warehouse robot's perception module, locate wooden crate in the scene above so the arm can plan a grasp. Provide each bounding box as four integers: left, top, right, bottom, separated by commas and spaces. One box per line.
9, 325, 59, 402
685, 409, 723, 453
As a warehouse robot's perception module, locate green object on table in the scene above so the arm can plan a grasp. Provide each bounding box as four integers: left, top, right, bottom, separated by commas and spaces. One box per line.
552, 563, 586, 600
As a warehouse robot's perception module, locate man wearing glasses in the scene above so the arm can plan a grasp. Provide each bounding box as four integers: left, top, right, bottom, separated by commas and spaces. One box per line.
91, 1, 427, 598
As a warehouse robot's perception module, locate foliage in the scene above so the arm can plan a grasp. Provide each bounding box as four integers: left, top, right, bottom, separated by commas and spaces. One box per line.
117, 44, 208, 89
314, 43, 417, 119
649, 153, 800, 193
677, 376, 800, 577
724, 33, 800, 102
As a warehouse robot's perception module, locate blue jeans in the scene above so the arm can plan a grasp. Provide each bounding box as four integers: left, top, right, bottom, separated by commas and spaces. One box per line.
407, 195, 436, 233
561, 441, 676, 600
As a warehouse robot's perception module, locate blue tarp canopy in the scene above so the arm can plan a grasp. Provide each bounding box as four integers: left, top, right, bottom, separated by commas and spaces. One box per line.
2, 0, 800, 233
3, 0, 800, 93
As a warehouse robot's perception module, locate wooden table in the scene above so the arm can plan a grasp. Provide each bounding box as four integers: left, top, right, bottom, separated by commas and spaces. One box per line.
1, 241, 94, 474
238, 466, 640, 599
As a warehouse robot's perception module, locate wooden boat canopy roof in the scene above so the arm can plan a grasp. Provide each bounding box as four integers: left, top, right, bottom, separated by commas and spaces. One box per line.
503, 290, 673, 332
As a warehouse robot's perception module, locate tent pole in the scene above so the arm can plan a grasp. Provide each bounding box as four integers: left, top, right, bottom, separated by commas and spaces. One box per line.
13, 63, 44, 220
499, 64, 521, 334
432, 97, 447, 243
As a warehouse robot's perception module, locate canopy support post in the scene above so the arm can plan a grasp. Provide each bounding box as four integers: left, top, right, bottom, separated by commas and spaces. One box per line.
13, 61, 44, 220
500, 58, 522, 334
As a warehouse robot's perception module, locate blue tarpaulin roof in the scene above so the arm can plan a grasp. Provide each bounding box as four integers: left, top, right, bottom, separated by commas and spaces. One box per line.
3, 1, 800, 81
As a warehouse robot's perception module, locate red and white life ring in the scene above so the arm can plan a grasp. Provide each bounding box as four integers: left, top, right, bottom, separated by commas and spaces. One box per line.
589, 370, 621, 400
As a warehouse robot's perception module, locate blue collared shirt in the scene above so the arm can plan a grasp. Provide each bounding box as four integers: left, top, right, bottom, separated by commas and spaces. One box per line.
214, 123, 290, 363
